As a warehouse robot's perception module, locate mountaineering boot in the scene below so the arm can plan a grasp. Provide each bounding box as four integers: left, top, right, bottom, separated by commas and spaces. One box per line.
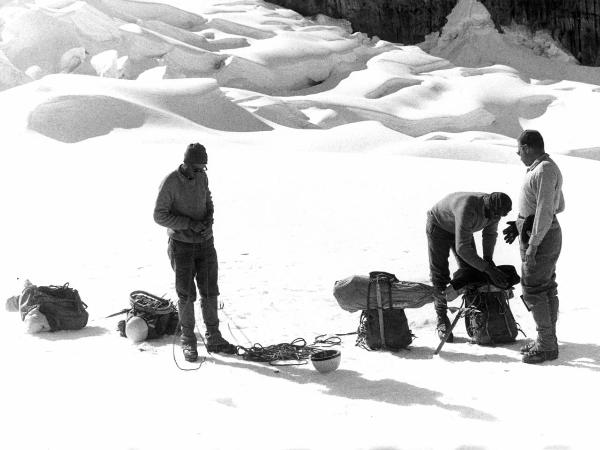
522, 297, 558, 363
201, 296, 236, 354
205, 327, 237, 354
522, 345, 559, 364
520, 340, 535, 354
434, 288, 453, 343
436, 315, 454, 343
181, 340, 198, 362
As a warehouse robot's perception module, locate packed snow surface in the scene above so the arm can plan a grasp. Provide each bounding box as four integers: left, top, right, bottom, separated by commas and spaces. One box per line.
1, 0, 599, 449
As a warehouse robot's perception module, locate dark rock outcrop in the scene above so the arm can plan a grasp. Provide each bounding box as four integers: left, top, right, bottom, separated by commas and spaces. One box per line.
269, 0, 600, 66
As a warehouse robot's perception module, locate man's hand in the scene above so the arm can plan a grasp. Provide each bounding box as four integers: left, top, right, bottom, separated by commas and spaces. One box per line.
524, 244, 538, 267
503, 221, 518, 244
190, 220, 206, 233
485, 265, 509, 289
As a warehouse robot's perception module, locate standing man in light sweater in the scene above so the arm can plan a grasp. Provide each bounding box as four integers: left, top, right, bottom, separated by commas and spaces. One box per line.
154, 143, 235, 362
427, 191, 512, 341
504, 130, 565, 364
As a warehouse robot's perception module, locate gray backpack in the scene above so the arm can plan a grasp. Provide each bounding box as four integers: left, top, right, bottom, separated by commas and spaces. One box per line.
463, 286, 519, 345
19, 283, 88, 331
356, 272, 413, 351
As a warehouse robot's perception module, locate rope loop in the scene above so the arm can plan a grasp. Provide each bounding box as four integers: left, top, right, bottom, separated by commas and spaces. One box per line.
236, 335, 341, 366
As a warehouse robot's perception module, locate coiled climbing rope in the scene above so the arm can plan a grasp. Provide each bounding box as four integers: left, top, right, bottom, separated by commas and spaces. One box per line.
130, 290, 175, 315
236, 335, 341, 366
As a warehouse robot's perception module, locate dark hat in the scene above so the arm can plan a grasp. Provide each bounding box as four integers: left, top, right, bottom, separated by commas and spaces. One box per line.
184, 143, 207, 165
488, 192, 512, 216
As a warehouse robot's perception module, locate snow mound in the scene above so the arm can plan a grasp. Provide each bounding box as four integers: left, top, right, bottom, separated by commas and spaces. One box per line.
1, 0, 600, 155
91, 0, 208, 30
216, 29, 382, 94
1, 8, 88, 74
28, 94, 149, 143
0, 51, 32, 91
23, 75, 270, 142
565, 147, 600, 161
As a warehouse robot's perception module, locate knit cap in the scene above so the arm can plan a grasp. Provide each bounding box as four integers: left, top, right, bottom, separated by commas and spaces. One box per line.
489, 192, 512, 216
184, 143, 207, 164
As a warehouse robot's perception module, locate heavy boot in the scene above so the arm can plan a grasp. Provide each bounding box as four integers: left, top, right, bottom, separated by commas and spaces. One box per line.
201, 296, 236, 354
205, 327, 236, 354
436, 317, 454, 343
522, 293, 560, 355
520, 341, 535, 354
178, 299, 198, 361
522, 344, 558, 364
522, 297, 558, 364
181, 339, 199, 362
434, 292, 453, 343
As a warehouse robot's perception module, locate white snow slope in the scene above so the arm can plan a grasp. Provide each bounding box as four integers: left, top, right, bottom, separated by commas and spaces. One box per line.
0, 0, 599, 449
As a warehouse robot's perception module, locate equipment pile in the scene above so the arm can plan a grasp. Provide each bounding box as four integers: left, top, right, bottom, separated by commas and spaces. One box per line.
115, 290, 179, 343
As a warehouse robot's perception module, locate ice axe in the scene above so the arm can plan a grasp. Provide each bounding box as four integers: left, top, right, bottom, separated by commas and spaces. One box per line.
433, 301, 476, 356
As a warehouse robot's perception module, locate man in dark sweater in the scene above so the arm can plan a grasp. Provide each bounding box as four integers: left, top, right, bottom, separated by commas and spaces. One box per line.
154, 143, 235, 361
427, 192, 512, 341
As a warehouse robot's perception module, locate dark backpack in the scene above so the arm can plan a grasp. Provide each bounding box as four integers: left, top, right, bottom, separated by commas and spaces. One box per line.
356, 272, 413, 351
463, 286, 520, 345
117, 291, 179, 340
19, 283, 88, 331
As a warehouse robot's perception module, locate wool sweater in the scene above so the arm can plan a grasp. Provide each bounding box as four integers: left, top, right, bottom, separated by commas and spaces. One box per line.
518, 154, 565, 247
428, 192, 499, 272
153, 166, 214, 243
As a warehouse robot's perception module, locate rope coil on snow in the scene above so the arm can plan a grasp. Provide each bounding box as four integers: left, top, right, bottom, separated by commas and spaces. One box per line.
236, 335, 341, 366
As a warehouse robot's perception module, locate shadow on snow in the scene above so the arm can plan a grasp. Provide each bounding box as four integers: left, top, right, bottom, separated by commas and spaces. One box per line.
209, 355, 497, 422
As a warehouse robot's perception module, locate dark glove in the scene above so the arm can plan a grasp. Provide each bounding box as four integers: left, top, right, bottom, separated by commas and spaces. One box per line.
190, 220, 206, 233
503, 221, 518, 244
485, 266, 509, 289
199, 219, 213, 238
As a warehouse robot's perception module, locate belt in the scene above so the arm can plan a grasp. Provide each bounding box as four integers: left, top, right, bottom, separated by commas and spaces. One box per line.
518, 214, 558, 222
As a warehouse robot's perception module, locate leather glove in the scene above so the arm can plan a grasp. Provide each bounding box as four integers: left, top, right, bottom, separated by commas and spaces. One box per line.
503, 221, 518, 244
485, 266, 509, 289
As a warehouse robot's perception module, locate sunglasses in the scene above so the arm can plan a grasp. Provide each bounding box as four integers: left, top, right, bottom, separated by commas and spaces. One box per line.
193, 166, 207, 173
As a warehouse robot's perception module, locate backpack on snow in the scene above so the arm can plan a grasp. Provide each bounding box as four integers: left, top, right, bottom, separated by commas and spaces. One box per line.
463, 285, 520, 345
117, 291, 179, 340
19, 283, 88, 331
356, 272, 413, 351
